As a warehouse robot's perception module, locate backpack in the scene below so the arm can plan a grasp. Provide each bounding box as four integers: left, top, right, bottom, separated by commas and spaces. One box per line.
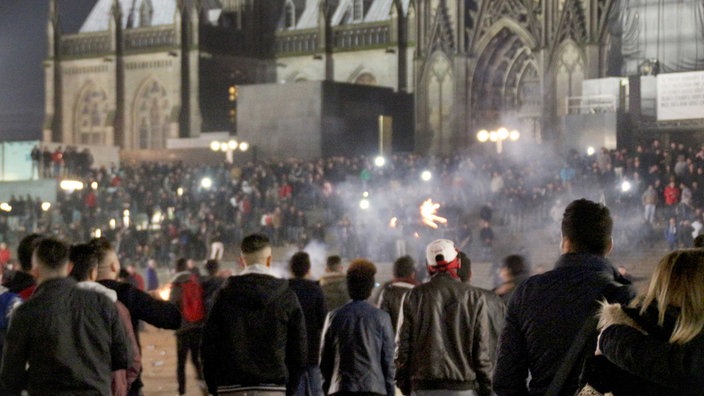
180, 273, 205, 323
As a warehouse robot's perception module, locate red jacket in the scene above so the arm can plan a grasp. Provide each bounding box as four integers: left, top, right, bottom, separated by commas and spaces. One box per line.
664, 185, 680, 206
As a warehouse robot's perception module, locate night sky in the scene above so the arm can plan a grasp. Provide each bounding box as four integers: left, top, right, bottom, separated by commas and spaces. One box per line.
0, 0, 96, 141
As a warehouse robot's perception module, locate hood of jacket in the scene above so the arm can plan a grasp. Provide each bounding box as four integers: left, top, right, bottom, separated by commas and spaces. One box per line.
221, 273, 290, 309
599, 301, 679, 341
76, 280, 118, 302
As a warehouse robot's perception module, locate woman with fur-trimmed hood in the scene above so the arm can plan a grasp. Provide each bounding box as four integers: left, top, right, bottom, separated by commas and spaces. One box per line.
586, 249, 704, 395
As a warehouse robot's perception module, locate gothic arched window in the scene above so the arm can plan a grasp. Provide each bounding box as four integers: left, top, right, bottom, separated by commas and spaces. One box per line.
140, 0, 153, 27
133, 79, 170, 149
284, 0, 296, 29
353, 0, 364, 22
75, 83, 109, 145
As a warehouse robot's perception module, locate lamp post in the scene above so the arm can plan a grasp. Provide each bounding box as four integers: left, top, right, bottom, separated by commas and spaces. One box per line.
476, 127, 520, 154
210, 139, 249, 164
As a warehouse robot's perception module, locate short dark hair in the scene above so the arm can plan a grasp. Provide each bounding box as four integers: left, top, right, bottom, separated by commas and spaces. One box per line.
346, 259, 376, 300
289, 252, 311, 278
88, 237, 114, 265
502, 254, 528, 277
34, 238, 69, 271
17, 233, 43, 271
561, 199, 613, 255
241, 233, 270, 254
69, 243, 99, 282
205, 259, 219, 275
175, 257, 188, 272
326, 255, 342, 270
393, 255, 415, 278
456, 251, 471, 283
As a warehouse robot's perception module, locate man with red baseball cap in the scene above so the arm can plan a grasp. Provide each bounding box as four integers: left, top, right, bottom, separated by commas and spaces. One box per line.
395, 239, 493, 396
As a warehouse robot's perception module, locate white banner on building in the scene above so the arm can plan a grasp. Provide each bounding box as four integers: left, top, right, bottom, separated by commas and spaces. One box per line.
657, 71, 704, 121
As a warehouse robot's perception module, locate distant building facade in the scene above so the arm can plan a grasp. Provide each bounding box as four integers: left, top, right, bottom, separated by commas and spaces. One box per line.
44, 0, 704, 156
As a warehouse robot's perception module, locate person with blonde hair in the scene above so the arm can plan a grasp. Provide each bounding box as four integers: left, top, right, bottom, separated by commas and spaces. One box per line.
592, 249, 704, 394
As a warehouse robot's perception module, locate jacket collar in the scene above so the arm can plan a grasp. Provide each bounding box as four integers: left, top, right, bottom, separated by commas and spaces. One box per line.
35, 277, 76, 294
241, 264, 274, 277
554, 253, 630, 284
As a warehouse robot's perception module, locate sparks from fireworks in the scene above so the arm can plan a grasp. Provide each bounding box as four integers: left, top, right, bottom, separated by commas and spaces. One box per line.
420, 199, 447, 229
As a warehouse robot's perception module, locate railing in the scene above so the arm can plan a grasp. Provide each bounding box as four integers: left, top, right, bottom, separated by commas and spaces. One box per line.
61, 32, 111, 57
125, 27, 177, 51
333, 24, 390, 49
566, 95, 617, 115
275, 23, 391, 55
276, 30, 318, 54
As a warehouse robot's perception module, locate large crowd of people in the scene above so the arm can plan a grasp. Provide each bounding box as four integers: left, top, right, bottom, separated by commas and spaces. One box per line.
4, 138, 704, 272
0, 197, 702, 395
0, 139, 703, 394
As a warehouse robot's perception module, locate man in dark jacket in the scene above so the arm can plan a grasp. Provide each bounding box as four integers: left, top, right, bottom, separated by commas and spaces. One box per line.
493, 199, 635, 395
202, 233, 307, 396
320, 259, 395, 396
288, 251, 326, 396
396, 239, 493, 396
376, 255, 416, 332
0, 237, 130, 395
91, 237, 182, 396
2, 233, 42, 300
457, 251, 506, 366
320, 255, 348, 312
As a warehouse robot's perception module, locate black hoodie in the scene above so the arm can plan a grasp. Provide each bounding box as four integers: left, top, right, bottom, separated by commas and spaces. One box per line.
202, 272, 307, 396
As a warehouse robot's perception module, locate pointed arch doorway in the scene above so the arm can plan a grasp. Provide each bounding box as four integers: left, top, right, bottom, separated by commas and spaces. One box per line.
471, 26, 542, 143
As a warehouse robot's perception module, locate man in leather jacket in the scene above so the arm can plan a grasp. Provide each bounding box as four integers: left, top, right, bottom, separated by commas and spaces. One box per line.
395, 239, 493, 396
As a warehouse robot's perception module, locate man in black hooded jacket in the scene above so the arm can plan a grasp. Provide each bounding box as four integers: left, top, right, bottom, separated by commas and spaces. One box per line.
201, 233, 307, 396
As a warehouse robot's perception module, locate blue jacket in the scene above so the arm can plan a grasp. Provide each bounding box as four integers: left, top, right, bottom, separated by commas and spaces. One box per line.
493, 253, 634, 396
321, 300, 395, 396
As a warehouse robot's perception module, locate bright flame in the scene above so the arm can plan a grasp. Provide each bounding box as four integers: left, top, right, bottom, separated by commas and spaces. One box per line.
0, 203, 11, 212
158, 285, 171, 301
420, 199, 447, 229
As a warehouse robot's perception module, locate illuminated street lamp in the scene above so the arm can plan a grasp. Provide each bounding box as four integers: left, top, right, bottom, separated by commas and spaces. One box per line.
476, 127, 520, 154
211, 139, 249, 163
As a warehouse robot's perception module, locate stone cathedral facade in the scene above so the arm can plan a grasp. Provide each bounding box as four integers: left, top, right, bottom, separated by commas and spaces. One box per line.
45, 0, 704, 155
